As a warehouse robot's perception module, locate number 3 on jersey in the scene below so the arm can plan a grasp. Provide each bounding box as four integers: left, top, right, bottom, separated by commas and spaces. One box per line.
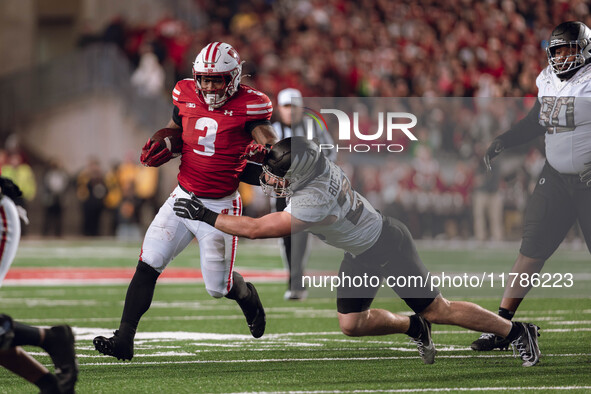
192, 117, 218, 156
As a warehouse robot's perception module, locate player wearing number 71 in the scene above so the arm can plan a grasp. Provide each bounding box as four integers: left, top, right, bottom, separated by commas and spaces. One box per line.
472, 21, 591, 352
93, 42, 277, 361
173, 136, 542, 367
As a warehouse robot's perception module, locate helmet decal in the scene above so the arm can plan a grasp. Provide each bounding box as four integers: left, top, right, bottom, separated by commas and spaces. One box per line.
192, 42, 243, 108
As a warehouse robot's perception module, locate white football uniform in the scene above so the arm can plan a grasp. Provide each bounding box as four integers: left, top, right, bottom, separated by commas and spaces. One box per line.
286, 160, 382, 256
536, 63, 591, 174
0, 196, 21, 287
140, 186, 241, 297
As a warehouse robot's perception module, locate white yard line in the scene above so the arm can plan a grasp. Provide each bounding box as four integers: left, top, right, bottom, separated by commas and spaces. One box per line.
76, 353, 591, 366
229, 387, 591, 394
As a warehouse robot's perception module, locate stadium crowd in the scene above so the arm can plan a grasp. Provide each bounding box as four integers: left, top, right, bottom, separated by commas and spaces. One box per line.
3, 0, 590, 241
80, 0, 590, 99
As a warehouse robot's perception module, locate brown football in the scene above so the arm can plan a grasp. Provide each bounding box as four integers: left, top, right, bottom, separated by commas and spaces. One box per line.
152, 128, 183, 154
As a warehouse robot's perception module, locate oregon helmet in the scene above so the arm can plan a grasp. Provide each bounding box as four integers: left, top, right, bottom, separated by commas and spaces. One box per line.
546, 21, 591, 79
260, 137, 323, 198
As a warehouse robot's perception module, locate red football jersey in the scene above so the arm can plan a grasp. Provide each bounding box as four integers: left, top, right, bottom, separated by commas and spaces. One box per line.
172, 79, 272, 197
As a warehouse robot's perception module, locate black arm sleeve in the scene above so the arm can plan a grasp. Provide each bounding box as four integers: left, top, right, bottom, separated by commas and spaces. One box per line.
172, 106, 182, 127
495, 100, 545, 148
239, 163, 263, 185
0, 177, 24, 206
245, 119, 272, 135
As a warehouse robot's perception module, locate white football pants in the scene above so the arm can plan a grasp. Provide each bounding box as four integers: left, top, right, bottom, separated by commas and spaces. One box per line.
140, 186, 242, 298
0, 196, 21, 288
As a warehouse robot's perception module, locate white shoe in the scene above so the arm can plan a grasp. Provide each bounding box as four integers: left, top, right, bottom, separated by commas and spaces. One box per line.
409, 315, 437, 364
284, 290, 308, 300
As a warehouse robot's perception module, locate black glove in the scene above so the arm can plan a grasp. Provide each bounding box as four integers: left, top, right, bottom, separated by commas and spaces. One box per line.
483, 139, 504, 172
0, 177, 24, 206
173, 192, 219, 226
580, 161, 591, 187
0, 177, 29, 224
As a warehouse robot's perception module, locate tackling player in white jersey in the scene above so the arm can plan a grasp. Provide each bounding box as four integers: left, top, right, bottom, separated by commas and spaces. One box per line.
472, 21, 591, 351
173, 137, 542, 367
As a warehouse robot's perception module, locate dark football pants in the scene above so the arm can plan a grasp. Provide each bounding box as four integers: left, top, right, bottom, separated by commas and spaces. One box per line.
520, 161, 591, 260
0, 314, 14, 350
337, 216, 440, 315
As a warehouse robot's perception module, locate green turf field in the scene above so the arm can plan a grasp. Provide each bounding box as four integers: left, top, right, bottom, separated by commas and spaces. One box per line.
1, 239, 590, 393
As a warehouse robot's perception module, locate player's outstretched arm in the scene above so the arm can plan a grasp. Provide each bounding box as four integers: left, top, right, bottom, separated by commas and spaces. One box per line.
215, 211, 295, 239
173, 193, 311, 238
484, 100, 544, 171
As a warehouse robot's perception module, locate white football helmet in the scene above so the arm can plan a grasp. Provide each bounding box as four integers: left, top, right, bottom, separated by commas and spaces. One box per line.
192, 42, 243, 108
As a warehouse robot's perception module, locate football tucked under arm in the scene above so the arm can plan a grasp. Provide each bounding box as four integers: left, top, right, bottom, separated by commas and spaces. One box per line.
140, 128, 183, 167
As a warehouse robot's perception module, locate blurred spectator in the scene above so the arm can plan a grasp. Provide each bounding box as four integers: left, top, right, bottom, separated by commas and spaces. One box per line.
133, 165, 159, 228
102, 16, 127, 52
0, 150, 7, 168
448, 161, 475, 239
82, 0, 591, 101
77, 20, 101, 48
104, 163, 123, 236
116, 183, 141, 241
130, 50, 165, 97
1, 152, 36, 234
381, 158, 411, 222
473, 152, 504, 242
113, 154, 140, 234
1, 152, 36, 202
66, 0, 590, 244
41, 159, 70, 237
411, 145, 441, 238
76, 158, 107, 236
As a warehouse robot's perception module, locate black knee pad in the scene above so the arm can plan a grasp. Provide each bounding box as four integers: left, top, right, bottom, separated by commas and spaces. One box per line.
0, 314, 15, 350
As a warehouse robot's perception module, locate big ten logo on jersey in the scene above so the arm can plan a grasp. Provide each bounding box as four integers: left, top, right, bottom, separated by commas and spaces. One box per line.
539, 96, 575, 133
221, 208, 230, 215
304, 107, 418, 154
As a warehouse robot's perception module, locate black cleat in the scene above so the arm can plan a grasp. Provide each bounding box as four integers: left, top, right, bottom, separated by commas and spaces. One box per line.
243, 282, 266, 338
409, 315, 437, 364
511, 322, 541, 367
93, 330, 134, 361
471, 332, 511, 351
42, 325, 78, 394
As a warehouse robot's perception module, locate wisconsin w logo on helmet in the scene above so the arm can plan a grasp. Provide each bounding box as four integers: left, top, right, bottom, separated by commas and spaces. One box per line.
260, 137, 324, 198
193, 42, 243, 108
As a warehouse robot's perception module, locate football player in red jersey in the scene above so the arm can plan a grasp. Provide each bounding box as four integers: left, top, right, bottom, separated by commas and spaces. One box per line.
93, 42, 277, 361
